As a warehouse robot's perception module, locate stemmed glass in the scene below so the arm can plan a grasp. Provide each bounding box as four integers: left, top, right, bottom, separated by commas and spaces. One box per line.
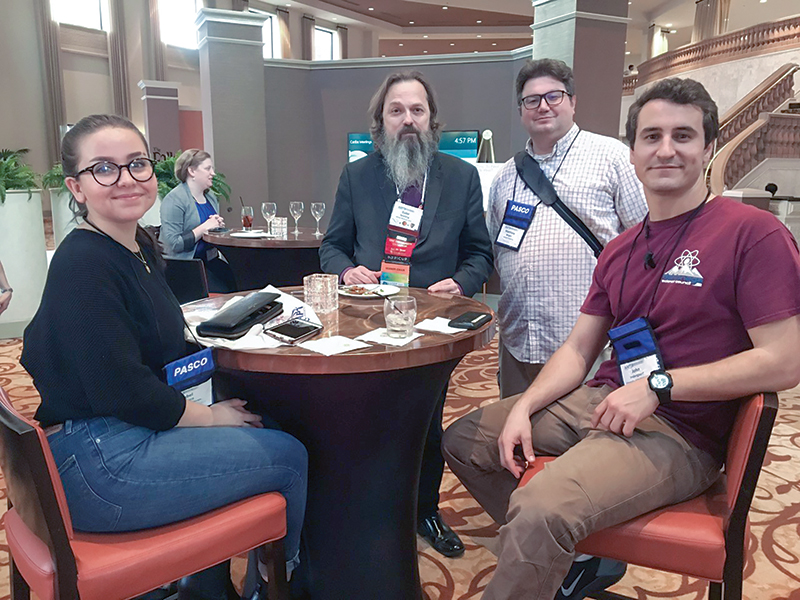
311, 202, 326, 237
289, 201, 304, 236
261, 202, 277, 237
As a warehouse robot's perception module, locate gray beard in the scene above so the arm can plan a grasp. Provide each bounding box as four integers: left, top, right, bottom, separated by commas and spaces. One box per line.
381, 129, 436, 190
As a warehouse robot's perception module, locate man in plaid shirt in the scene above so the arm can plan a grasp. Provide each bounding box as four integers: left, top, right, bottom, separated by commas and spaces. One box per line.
488, 59, 647, 399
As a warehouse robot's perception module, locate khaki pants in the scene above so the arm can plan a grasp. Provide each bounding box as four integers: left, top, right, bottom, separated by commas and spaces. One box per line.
442, 385, 720, 600
497, 338, 544, 399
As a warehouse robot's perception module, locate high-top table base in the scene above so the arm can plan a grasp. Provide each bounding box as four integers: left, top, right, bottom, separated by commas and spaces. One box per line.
216, 360, 459, 600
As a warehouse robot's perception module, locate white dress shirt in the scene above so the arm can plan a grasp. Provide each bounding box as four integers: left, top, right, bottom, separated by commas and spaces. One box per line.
488, 124, 647, 364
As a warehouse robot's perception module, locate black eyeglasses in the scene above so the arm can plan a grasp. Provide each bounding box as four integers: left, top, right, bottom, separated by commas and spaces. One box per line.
520, 90, 572, 110
74, 158, 155, 187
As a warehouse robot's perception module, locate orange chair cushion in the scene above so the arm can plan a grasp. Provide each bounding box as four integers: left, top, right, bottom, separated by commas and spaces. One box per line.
519, 457, 730, 582
5, 492, 287, 600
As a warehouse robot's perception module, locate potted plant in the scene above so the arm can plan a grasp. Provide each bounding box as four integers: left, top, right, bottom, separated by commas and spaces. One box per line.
0, 149, 47, 338
42, 163, 76, 248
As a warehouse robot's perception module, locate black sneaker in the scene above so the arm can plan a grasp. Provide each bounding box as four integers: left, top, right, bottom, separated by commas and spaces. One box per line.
554, 556, 627, 599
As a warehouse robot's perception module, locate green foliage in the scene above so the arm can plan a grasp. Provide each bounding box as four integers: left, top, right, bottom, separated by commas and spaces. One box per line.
42, 163, 68, 193
0, 149, 40, 204
153, 153, 231, 203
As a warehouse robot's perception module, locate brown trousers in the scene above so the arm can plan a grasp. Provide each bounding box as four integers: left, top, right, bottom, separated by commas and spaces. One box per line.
442, 385, 720, 600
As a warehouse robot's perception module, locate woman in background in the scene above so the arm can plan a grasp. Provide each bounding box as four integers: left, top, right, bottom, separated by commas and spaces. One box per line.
160, 149, 236, 293
22, 115, 306, 600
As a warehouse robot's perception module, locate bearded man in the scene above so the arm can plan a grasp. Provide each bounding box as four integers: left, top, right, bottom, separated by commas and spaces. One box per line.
320, 71, 493, 557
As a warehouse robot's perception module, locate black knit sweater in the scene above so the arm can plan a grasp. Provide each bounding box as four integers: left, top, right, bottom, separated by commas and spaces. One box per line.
22, 229, 188, 430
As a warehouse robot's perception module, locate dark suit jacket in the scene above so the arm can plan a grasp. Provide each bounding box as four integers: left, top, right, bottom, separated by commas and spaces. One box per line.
319, 152, 493, 297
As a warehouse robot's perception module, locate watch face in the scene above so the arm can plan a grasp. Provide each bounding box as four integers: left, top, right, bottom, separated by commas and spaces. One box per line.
651, 373, 670, 389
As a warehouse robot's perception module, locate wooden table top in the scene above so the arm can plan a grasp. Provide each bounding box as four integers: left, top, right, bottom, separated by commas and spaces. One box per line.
183, 287, 495, 375
203, 226, 323, 249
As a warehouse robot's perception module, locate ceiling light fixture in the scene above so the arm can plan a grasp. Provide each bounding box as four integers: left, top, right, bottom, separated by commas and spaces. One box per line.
492, 42, 497, 46
409, 21, 414, 24
424, 50, 428, 53
399, 43, 403, 46
665, 23, 672, 27
625, 51, 631, 54
450, 42, 455, 45
442, 6, 448, 9
368, 7, 374, 10
423, 35, 428, 38
477, 20, 482, 23
477, 35, 481, 38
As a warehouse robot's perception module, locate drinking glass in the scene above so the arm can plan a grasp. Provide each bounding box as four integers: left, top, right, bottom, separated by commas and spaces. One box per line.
311, 202, 326, 237
303, 273, 338, 314
261, 202, 277, 237
384, 296, 417, 338
241, 206, 254, 231
289, 201, 304, 236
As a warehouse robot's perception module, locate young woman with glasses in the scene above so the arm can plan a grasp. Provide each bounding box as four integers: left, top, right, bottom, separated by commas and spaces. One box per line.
21, 114, 307, 600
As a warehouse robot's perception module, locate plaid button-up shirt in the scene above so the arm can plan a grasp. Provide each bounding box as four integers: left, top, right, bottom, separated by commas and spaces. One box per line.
488, 125, 647, 364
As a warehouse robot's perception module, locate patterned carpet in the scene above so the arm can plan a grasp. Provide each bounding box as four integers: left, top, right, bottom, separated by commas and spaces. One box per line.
0, 336, 798, 599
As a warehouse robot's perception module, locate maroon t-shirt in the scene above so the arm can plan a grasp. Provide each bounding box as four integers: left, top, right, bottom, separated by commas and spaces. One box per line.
582, 197, 800, 463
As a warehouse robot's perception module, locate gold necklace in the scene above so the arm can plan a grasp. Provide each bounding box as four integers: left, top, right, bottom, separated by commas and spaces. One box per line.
132, 248, 151, 273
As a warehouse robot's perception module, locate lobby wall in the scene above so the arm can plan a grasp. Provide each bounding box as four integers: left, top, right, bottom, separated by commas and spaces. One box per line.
262, 52, 532, 224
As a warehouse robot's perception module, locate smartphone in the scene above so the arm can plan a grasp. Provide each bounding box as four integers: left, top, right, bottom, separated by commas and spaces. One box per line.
264, 318, 323, 345
448, 311, 492, 330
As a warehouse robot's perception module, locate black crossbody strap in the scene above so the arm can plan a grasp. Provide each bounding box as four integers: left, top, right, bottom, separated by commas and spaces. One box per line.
514, 151, 603, 258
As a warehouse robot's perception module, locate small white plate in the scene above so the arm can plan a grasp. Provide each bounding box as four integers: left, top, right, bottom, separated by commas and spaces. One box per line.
338, 284, 401, 298
230, 231, 266, 238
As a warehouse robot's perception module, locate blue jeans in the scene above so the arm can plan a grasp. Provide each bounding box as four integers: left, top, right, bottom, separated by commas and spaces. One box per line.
47, 417, 307, 573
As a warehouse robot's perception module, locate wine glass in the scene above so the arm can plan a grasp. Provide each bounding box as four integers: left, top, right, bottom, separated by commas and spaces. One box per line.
261, 202, 277, 237
311, 202, 326, 237
289, 201, 304, 236
241, 206, 254, 231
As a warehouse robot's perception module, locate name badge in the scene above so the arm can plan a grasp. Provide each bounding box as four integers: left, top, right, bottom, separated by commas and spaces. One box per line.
164, 348, 215, 406
385, 229, 416, 259
608, 317, 664, 386
495, 200, 536, 251
380, 261, 411, 287
389, 201, 424, 234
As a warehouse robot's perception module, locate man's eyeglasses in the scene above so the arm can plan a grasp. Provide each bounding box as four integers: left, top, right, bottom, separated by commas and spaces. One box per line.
520, 90, 572, 110
74, 158, 155, 187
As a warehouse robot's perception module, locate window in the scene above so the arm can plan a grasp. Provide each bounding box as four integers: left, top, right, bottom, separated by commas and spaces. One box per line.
159, 0, 204, 49
50, 0, 110, 31
314, 26, 339, 61
249, 9, 282, 59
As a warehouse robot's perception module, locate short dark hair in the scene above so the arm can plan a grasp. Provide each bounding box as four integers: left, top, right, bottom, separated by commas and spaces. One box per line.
515, 59, 575, 105
626, 78, 719, 148
368, 71, 442, 148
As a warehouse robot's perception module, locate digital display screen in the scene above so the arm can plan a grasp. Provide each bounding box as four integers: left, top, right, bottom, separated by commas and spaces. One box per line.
269, 320, 320, 339
347, 130, 480, 163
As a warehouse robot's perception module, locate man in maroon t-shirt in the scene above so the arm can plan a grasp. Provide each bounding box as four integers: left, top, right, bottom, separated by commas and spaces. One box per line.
443, 78, 800, 600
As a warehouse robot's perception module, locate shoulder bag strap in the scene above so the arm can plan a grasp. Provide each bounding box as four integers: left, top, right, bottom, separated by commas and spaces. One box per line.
514, 151, 603, 258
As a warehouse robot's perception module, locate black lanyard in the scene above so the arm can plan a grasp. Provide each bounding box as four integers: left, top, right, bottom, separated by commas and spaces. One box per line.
510, 130, 580, 207
617, 192, 710, 319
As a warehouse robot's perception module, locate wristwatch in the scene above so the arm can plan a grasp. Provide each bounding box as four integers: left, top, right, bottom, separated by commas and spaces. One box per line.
648, 370, 673, 405
0, 288, 12, 294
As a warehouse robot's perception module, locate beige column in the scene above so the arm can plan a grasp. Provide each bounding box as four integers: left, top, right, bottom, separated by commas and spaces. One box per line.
138, 80, 181, 158
196, 8, 269, 212
531, 0, 629, 139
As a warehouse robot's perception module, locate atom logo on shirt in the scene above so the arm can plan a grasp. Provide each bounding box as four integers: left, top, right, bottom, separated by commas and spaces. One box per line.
662, 249, 703, 287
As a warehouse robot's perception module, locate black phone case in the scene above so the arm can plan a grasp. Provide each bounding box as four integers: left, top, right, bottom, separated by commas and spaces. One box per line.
448, 311, 491, 330
197, 292, 282, 339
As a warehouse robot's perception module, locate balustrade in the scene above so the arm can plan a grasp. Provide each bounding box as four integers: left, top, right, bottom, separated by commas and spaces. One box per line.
637, 16, 800, 85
